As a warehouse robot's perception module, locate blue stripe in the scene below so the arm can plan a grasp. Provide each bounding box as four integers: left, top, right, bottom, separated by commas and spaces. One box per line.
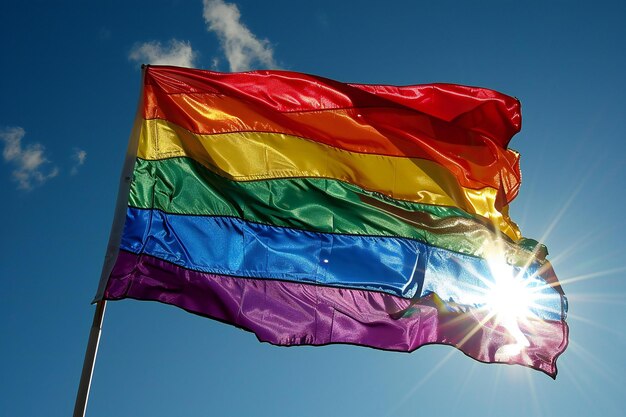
120, 207, 564, 320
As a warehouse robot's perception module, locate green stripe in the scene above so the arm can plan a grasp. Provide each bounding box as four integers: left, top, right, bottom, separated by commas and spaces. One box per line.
129, 157, 535, 265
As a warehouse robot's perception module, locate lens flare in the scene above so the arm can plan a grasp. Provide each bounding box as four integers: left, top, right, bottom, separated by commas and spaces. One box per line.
484, 255, 537, 324
486, 256, 532, 355
479, 242, 547, 359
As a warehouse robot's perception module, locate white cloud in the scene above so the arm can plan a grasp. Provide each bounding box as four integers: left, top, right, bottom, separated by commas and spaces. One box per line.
70, 148, 87, 175
203, 0, 277, 71
129, 39, 197, 67
1, 127, 58, 190
75, 149, 87, 164
211, 56, 221, 70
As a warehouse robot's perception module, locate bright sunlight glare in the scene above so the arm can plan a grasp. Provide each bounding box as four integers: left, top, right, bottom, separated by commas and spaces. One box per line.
484, 255, 537, 324
481, 245, 542, 358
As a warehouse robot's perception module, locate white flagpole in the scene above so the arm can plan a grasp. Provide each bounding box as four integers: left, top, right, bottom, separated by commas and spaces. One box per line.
73, 300, 107, 417
73, 65, 144, 417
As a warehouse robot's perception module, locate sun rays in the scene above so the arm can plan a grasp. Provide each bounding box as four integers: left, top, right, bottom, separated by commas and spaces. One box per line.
384, 193, 624, 417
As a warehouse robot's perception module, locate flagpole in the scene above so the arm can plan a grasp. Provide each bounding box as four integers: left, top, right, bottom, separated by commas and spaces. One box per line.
75, 65, 144, 417
73, 300, 107, 417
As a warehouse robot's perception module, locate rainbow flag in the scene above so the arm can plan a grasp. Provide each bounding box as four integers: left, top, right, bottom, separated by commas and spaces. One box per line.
96, 66, 568, 377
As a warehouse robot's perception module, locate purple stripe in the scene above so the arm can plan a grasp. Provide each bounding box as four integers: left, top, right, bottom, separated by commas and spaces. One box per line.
105, 251, 568, 377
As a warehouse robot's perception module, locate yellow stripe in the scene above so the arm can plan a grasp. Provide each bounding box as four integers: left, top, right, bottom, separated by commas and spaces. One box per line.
137, 119, 520, 240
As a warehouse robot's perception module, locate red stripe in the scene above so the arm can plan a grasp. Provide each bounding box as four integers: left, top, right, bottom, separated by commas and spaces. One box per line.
145, 66, 521, 147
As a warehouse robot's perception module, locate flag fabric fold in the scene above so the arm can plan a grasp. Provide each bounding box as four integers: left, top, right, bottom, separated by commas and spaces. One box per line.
98, 66, 568, 377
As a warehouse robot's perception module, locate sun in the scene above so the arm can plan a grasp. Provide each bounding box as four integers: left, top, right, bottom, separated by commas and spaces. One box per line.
479, 243, 547, 357
484, 254, 537, 324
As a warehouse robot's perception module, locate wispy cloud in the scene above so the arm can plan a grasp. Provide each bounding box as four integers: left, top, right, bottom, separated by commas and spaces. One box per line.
129, 39, 197, 67
70, 148, 87, 175
202, 0, 277, 71
1, 127, 58, 190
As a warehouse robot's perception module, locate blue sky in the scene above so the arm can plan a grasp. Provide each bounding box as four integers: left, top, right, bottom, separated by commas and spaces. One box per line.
1, 1, 625, 416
